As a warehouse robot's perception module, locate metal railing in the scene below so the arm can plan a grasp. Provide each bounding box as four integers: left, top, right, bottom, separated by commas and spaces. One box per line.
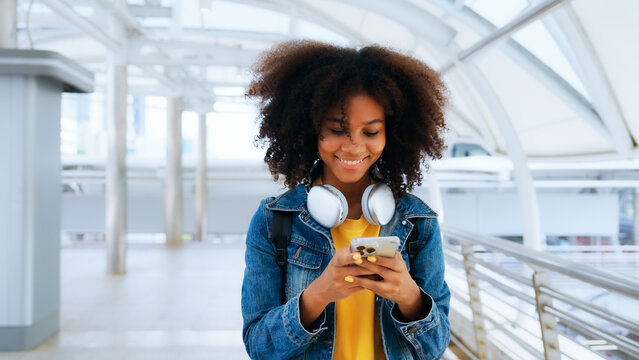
442, 225, 639, 360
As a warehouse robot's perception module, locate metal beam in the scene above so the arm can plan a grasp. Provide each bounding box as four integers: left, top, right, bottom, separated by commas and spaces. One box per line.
459, 59, 545, 251
338, 0, 457, 46
439, 0, 571, 73
123, 27, 287, 43
230, 0, 367, 45
128, 4, 172, 18
128, 42, 261, 67
39, 0, 122, 52
442, 65, 500, 152
429, 0, 614, 151
92, 0, 212, 99
543, 5, 634, 157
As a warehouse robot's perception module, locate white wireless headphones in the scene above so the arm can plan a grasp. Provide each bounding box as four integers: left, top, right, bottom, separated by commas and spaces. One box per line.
307, 183, 396, 228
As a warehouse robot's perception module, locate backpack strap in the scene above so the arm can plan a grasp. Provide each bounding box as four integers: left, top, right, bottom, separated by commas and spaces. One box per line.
272, 210, 293, 303
406, 218, 420, 265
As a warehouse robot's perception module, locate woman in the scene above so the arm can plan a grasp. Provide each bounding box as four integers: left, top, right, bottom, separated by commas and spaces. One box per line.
241, 40, 450, 360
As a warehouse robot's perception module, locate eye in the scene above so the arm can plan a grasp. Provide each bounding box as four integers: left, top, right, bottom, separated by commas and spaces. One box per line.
329, 129, 346, 135
364, 131, 379, 137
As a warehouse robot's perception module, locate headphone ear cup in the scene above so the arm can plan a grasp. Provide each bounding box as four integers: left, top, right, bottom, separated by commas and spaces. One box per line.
361, 183, 395, 226
307, 185, 348, 228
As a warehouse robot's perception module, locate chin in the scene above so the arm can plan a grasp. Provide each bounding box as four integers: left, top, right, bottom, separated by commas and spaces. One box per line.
334, 171, 368, 184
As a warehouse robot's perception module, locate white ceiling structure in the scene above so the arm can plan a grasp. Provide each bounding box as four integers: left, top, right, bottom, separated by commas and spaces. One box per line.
15, 0, 638, 162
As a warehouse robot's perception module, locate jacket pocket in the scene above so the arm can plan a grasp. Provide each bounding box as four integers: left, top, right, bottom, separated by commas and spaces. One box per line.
285, 236, 324, 300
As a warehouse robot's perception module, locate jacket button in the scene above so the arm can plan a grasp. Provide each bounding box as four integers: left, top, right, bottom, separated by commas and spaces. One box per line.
402, 220, 407, 225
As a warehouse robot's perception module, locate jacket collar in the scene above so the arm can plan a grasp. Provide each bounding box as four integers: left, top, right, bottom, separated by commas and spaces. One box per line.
265, 184, 308, 212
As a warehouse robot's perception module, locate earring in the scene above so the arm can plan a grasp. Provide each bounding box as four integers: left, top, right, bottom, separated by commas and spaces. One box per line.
304, 154, 323, 186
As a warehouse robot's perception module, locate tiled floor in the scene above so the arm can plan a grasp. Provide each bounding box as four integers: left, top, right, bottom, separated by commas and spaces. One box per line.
0, 241, 250, 360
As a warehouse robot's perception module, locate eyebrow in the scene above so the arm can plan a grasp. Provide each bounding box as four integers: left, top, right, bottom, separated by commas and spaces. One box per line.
326, 118, 383, 125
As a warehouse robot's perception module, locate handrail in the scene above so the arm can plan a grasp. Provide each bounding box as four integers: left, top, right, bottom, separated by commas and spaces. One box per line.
545, 307, 639, 358
443, 225, 639, 360
540, 286, 639, 335
444, 225, 639, 300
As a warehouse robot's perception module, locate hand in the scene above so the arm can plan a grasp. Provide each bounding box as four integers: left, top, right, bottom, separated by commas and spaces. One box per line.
305, 247, 379, 305
351, 252, 426, 321
299, 247, 377, 329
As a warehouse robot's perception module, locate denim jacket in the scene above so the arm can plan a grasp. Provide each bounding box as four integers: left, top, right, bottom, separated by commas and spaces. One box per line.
241, 185, 450, 360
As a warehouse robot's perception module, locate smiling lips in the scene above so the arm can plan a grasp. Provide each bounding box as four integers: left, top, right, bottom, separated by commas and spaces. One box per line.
336, 156, 369, 169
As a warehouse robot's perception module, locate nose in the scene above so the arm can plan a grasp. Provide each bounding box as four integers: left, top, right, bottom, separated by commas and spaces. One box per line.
341, 133, 364, 152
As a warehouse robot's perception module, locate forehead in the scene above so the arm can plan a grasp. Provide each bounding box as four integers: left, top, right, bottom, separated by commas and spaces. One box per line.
325, 94, 385, 120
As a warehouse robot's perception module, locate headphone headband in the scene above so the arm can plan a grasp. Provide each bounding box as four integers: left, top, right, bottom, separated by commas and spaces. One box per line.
307, 183, 395, 228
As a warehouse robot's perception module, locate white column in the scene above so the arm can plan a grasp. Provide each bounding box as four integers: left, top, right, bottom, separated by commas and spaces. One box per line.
105, 64, 127, 274
195, 112, 208, 242
458, 61, 545, 251
0, 50, 93, 350
105, 0, 127, 274
165, 97, 183, 246
0, 0, 17, 48
427, 170, 445, 224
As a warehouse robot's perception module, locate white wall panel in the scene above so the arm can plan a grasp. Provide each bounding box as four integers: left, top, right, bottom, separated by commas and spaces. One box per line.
442, 193, 618, 237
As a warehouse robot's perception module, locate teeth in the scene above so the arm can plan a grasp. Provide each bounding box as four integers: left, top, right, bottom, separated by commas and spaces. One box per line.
341, 159, 362, 166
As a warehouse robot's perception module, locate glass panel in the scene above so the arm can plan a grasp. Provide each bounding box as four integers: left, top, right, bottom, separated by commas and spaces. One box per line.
182, 1, 289, 34
475, 49, 613, 156
512, 20, 589, 99
464, 0, 529, 27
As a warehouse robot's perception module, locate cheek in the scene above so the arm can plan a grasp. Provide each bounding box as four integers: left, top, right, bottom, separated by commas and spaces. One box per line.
318, 137, 340, 154
371, 135, 386, 154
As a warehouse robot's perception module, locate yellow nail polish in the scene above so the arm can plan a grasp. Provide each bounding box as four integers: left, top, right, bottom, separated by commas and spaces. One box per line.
355, 259, 363, 265
368, 256, 377, 263
352, 253, 361, 260
344, 276, 354, 283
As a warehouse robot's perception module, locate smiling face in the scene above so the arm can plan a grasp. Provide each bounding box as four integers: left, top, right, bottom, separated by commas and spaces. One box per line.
318, 93, 386, 190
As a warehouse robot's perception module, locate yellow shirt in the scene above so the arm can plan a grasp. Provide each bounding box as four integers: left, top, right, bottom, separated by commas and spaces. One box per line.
331, 215, 386, 360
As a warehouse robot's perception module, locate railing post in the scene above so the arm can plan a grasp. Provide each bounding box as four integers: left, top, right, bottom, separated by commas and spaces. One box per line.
462, 243, 488, 359
532, 270, 561, 360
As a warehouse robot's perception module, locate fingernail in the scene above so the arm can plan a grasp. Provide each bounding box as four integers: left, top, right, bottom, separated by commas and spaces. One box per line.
355, 259, 363, 265
352, 253, 361, 261
344, 276, 354, 283
368, 256, 377, 263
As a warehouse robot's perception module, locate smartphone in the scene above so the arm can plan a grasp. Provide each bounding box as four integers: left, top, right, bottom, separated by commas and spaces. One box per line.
350, 236, 400, 258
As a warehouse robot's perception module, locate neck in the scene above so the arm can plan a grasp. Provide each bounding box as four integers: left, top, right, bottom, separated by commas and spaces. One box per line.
321, 173, 370, 219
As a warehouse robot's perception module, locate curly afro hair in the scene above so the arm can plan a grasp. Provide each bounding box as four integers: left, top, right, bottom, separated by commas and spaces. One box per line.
247, 40, 448, 198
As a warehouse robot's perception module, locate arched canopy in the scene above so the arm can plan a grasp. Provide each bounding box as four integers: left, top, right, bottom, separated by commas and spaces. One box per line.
16, 0, 639, 160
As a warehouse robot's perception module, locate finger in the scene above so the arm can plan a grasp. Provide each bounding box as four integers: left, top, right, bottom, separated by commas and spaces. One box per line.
333, 247, 364, 267
340, 266, 378, 277
367, 252, 405, 272
355, 258, 392, 279
353, 275, 392, 295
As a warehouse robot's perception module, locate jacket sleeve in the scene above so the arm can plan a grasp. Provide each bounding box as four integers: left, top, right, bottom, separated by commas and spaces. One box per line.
241, 201, 327, 359
385, 217, 451, 359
